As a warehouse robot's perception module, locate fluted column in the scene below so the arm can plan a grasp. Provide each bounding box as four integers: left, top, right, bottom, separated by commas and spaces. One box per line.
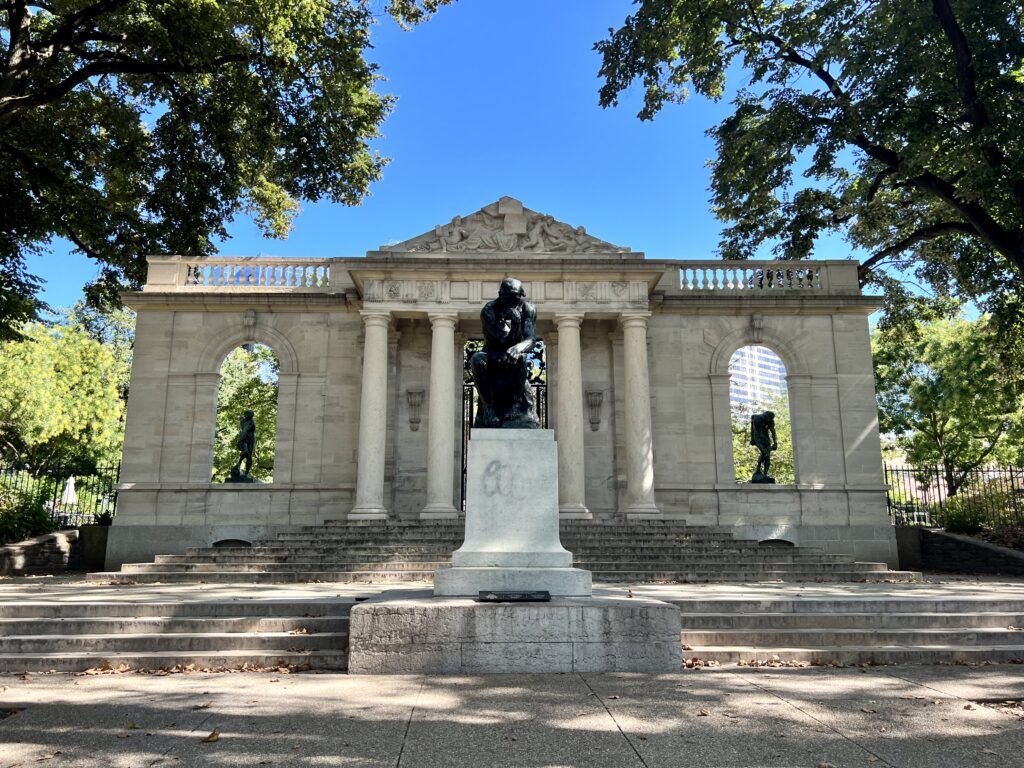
555, 313, 590, 519
621, 312, 660, 518
350, 311, 391, 520
422, 313, 460, 519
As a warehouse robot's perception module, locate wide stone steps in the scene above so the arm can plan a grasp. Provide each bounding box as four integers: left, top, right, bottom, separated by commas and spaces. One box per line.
0, 600, 353, 673
123, 560, 882, 574
95, 568, 918, 585
675, 597, 1024, 665
159, 552, 855, 565
92, 521, 917, 585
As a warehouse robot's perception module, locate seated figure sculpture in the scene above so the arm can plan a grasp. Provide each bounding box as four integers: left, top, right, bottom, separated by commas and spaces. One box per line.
470, 278, 541, 429
750, 410, 778, 484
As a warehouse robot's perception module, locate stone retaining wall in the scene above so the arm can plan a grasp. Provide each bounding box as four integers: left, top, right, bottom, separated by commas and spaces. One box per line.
0, 530, 80, 575
896, 526, 1024, 575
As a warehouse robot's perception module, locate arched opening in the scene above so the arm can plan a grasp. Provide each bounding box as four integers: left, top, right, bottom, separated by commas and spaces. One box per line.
729, 345, 795, 484
212, 539, 252, 548
212, 343, 280, 483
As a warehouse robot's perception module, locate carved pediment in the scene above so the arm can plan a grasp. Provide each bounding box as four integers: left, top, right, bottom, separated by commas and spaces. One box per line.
378, 196, 630, 255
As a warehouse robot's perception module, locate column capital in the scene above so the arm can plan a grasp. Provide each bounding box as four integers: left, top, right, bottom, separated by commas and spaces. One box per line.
553, 313, 585, 329
427, 312, 459, 329
360, 310, 392, 329
619, 311, 652, 330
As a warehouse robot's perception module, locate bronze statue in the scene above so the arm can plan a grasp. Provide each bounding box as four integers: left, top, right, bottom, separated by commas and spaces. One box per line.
228, 410, 257, 483
470, 277, 540, 428
750, 411, 778, 484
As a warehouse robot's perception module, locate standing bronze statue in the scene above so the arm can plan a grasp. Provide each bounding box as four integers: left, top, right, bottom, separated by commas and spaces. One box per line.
750, 411, 778, 484
227, 410, 257, 483
470, 277, 540, 428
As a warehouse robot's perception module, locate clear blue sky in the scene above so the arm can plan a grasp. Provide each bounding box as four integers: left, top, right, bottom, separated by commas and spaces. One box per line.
28, 0, 853, 310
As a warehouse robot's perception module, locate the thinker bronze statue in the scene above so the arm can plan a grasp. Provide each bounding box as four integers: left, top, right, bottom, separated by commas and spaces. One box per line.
227, 410, 257, 483
470, 277, 540, 428
749, 411, 778, 484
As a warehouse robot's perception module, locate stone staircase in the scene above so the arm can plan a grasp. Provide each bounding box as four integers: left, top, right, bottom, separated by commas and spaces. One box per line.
92, 520, 918, 584
676, 595, 1024, 665
0, 598, 352, 673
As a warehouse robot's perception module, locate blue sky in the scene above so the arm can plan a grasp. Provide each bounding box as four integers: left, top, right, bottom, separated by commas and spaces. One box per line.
27, 0, 854, 310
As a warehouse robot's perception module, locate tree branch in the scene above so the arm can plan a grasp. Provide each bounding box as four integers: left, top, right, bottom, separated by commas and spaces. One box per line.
930, 0, 988, 130
858, 222, 976, 279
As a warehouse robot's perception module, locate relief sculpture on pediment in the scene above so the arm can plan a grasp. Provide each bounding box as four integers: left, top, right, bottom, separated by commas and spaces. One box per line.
383, 197, 628, 254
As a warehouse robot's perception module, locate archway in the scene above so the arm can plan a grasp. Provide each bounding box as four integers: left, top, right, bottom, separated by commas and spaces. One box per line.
212, 344, 280, 482
728, 345, 795, 484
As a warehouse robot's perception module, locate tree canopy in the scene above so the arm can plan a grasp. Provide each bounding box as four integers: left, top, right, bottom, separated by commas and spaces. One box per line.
0, 319, 127, 472
596, 1, 1024, 346
0, 0, 449, 339
873, 314, 1024, 495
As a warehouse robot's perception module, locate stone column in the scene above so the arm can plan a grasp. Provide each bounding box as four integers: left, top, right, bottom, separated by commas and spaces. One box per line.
422, 313, 460, 519
621, 312, 660, 518
350, 311, 391, 520
554, 314, 590, 518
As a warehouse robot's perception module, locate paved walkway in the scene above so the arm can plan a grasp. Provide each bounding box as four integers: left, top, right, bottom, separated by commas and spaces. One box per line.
3, 573, 1024, 606
2, 665, 1023, 767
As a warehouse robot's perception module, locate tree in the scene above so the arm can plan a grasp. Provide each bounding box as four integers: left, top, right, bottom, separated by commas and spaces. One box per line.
0, 0, 449, 338
596, 2, 1024, 343
0, 321, 125, 472
873, 315, 1024, 496
731, 392, 794, 484
212, 344, 278, 482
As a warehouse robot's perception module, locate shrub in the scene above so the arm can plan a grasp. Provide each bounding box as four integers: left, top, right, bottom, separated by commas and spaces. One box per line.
937, 497, 988, 535
0, 488, 57, 545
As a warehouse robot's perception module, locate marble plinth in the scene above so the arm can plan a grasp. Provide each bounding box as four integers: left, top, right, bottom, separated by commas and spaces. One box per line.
347, 590, 683, 674
433, 429, 592, 597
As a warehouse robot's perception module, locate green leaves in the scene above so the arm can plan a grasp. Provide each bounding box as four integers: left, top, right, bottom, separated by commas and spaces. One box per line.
0, 320, 128, 473
873, 314, 1024, 494
0, 0, 450, 333
597, 1, 1024, 347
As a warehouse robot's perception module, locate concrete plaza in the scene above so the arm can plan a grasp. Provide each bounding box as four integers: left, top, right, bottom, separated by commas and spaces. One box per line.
3, 663, 1024, 767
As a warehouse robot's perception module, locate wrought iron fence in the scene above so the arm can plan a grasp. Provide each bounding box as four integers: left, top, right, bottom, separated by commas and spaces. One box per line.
884, 464, 1024, 527
0, 464, 121, 527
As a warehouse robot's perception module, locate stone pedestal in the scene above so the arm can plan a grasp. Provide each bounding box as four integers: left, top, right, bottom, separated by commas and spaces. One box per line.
348, 590, 683, 674
433, 429, 591, 597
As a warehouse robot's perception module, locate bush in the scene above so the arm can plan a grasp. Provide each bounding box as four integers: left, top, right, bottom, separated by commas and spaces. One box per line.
937, 497, 988, 535
0, 488, 57, 545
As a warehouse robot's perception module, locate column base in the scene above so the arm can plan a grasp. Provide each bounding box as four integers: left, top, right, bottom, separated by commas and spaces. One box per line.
348, 507, 389, 521
559, 503, 592, 520
420, 504, 459, 520
625, 504, 661, 520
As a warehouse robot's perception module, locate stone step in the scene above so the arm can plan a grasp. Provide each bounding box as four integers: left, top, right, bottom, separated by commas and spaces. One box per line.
0, 599, 357, 619
0, 649, 348, 674
162, 552, 851, 565
684, 645, 1024, 665
680, 611, 1024, 630
682, 628, 1024, 647
0, 631, 348, 654
195, 544, 810, 556
89, 569, 919, 584
120, 560, 887, 575
671, 598, 1024, 613
122, 561, 450, 573
0, 616, 349, 635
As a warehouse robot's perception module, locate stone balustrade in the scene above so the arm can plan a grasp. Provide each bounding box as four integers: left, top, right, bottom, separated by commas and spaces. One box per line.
664, 260, 861, 296
144, 256, 333, 292
144, 256, 863, 298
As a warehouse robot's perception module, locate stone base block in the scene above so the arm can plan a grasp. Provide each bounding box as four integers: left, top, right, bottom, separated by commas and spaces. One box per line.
347, 590, 682, 674
433, 566, 592, 597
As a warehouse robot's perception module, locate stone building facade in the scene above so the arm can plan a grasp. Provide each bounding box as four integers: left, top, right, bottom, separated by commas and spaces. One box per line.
109, 198, 895, 567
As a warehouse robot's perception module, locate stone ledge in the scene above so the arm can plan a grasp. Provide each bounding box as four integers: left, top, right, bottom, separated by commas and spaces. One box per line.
348, 590, 682, 674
